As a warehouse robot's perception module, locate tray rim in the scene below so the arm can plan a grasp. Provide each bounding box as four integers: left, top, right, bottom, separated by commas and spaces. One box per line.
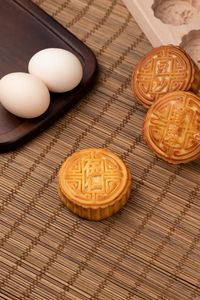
0, 0, 97, 152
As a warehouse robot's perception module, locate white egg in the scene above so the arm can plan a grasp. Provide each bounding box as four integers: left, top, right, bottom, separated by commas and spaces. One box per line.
28, 48, 83, 93
0, 72, 50, 118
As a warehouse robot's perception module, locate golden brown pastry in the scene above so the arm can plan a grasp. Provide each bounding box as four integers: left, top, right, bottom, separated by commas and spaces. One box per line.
58, 148, 131, 221
143, 91, 200, 164
132, 45, 200, 108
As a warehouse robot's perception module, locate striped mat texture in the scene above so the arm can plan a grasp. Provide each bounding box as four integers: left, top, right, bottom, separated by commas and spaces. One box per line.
0, 0, 200, 299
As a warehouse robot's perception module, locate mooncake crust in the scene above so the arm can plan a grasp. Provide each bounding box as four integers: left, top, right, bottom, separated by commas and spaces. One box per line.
132, 45, 200, 108
143, 91, 200, 164
58, 148, 132, 220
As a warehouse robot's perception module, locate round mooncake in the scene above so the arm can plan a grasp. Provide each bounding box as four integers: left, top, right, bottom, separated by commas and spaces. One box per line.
58, 148, 131, 221
132, 45, 200, 108
143, 91, 200, 164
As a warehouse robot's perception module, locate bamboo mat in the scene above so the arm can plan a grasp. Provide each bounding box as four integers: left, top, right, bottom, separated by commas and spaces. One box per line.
0, 0, 200, 299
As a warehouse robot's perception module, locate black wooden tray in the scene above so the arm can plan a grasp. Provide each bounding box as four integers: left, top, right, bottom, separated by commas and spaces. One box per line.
0, 0, 97, 152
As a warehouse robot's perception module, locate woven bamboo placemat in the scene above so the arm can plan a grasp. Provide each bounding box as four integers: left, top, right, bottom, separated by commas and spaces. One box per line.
0, 0, 200, 299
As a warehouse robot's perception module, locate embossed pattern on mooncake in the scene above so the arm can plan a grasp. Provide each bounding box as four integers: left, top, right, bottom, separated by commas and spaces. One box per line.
132, 45, 200, 108
58, 148, 131, 220
143, 91, 200, 164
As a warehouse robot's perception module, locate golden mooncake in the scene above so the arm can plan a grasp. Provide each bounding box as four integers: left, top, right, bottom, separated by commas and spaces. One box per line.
143, 91, 200, 164
58, 148, 131, 221
132, 45, 200, 108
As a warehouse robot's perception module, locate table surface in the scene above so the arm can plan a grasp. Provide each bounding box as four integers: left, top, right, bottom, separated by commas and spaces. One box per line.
0, 0, 200, 299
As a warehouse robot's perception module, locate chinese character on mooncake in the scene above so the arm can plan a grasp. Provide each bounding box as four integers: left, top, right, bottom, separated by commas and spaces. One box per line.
58, 148, 131, 220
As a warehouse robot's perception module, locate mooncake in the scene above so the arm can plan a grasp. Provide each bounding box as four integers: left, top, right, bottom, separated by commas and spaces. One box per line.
143, 91, 200, 164
58, 148, 131, 221
132, 45, 200, 108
